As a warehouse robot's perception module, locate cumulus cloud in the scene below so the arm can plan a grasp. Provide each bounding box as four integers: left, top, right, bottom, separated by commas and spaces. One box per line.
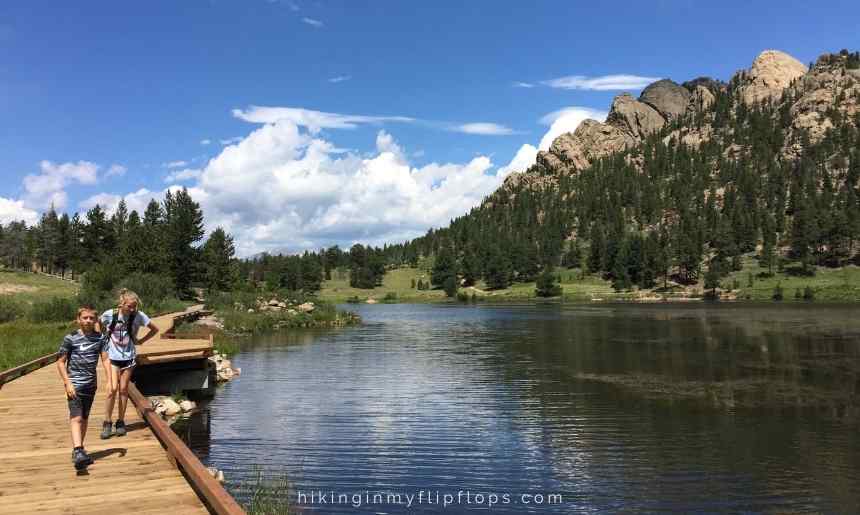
23, 160, 99, 210
302, 17, 323, 27
541, 74, 660, 91
537, 106, 607, 151
163, 160, 188, 169
232, 106, 414, 133
493, 106, 608, 177
200, 139, 212, 145
79, 188, 160, 216
164, 168, 203, 183
106, 164, 127, 177
182, 120, 505, 256
0, 197, 38, 225
328, 75, 351, 83
453, 123, 517, 136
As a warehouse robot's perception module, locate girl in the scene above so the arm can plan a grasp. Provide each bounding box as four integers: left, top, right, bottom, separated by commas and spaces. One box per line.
99, 289, 159, 439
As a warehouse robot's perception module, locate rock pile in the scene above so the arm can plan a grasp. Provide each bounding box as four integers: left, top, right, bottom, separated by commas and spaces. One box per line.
251, 297, 315, 314
149, 396, 197, 420
210, 350, 240, 382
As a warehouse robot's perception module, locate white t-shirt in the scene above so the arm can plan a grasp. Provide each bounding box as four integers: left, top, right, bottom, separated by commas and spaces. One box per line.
100, 309, 151, 361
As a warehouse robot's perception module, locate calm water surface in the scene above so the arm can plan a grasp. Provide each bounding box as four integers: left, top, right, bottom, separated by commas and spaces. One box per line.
180, 303, 860, 513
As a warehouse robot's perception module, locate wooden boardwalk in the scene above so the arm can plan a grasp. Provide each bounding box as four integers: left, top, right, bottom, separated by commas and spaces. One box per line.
0, 306, 241, 515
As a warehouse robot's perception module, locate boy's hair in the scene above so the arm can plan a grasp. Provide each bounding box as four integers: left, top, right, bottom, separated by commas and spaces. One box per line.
117, 288, 142, 309
76, 304, 98, 319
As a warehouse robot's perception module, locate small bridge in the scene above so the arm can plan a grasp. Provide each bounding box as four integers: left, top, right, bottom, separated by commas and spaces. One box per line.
0, 306, 245, 514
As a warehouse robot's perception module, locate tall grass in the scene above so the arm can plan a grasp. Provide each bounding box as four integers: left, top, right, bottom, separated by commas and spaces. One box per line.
233, 467, 293, 515
0, 321, 72, 370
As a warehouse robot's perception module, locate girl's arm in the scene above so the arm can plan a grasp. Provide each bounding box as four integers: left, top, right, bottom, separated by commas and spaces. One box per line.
137, 321, 159, 345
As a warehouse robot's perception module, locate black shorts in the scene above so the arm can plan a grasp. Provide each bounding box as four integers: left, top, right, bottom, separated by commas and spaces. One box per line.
67, 386, 96, 419
110, 359, 135, 369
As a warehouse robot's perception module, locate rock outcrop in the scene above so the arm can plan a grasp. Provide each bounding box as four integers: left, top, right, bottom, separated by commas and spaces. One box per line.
639, 79, 691, 120
606, 93, 666, 141
537, 119, 630, 171
736, 50, 807, 105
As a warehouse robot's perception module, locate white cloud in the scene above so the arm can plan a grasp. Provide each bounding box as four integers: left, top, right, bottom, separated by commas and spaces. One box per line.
183, 120, 505, 256
302, 17, 323, 27
497, 144, 538, 178
200, 139, 212, 145
79, 188, 158, 217
493, 106, 608, 178
453, 123, 516, 136
232, 105, 414, 134
23, 160, 99, 209
328, 75, 351, 83
163, 160, 188, 169
0, 197, 38, 225
513, 81, 535, 88
106, 164, 127, 177
164, 168, 203, 183
538, 106, 607, 151
542, 74, 660, 91
220, 136, 244, 146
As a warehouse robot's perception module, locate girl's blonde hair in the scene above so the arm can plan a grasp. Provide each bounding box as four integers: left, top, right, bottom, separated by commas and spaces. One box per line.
117, 288, 142, 309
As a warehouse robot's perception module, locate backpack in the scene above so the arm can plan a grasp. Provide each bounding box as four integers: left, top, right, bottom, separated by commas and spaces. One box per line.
108, 309, 138, 344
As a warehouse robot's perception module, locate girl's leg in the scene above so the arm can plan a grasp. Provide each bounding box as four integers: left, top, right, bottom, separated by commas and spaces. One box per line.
104, 365, 120, 422
69, 416, 83, 448
117, 366, 134, 422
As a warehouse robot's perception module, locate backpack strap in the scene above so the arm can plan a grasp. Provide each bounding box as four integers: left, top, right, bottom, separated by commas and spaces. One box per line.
107, 309, 138, 343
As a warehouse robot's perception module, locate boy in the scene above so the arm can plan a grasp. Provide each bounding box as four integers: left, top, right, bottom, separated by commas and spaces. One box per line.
57, 305, 112, 471
100, 288, 159, 439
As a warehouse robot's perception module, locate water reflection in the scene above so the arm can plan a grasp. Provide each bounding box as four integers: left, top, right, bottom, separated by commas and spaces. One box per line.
182, 303, 860, 513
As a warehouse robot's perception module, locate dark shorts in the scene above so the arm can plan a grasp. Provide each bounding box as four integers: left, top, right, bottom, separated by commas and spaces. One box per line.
110, 359, 135, 369
67, 386, 96, 419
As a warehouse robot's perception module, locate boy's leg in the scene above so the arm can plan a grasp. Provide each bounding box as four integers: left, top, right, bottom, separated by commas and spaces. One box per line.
68, 416, 84, 448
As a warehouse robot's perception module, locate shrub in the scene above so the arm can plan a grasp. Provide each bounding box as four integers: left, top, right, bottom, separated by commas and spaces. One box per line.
27, 297, 78, 323
382, 292, 398, 303
456, 291, 469, 302
747, 273, 754, 288
803, 286, 815, 301
0, 297, 24, 323
772, 283, 784, 301
443, 276, 458, 297
794, 288, 802, 300
535, 269, 563, 297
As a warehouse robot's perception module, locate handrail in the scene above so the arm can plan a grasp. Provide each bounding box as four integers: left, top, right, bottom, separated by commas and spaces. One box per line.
128, 383, 246, 515
0, 352, 60, 389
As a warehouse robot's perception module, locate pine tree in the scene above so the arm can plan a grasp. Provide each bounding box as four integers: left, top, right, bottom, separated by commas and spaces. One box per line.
202, 227, 237, 292
163, 188, 205, 295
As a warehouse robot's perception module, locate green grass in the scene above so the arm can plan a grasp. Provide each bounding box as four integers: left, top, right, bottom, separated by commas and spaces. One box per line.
724, 256, 860, 302
0, 270, 78, 304
0, 321, 72, 370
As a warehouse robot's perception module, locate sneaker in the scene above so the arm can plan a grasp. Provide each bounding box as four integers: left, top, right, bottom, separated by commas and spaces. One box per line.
73, 448, 92, 470
114, 420, 126, 437
100, 420, 113, 439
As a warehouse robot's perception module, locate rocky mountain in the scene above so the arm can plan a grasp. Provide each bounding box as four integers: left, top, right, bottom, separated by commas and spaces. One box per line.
506, 49, 859, 192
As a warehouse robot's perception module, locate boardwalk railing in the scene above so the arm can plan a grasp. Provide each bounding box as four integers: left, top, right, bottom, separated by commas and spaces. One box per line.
0, 352, 60, 390
128, 384, 245, 515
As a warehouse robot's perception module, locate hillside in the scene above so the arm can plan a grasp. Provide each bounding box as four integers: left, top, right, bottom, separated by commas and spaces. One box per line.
389, 49, 860, 297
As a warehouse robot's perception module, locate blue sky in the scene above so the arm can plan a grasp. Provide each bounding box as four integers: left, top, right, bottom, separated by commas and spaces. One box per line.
2, 1, 858, 255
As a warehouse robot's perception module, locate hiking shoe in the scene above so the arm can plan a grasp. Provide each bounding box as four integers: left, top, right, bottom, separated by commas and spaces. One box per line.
114, 420, 126, 437
100, 420, 113, 439
73, 448, 92, 470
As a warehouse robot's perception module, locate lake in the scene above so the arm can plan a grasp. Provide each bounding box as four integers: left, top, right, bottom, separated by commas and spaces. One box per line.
178, 303, 860, 513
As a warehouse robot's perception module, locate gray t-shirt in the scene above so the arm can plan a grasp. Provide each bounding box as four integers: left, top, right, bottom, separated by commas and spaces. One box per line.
58, 331, 108, 389
100, 309, 151, 361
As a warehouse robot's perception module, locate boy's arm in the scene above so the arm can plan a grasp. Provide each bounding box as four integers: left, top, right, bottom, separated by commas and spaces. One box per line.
56, 354, 76, 399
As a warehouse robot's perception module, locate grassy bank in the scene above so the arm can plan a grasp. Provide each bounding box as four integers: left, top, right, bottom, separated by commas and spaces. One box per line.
317, 260, 860, 304
0, 321, 72, 370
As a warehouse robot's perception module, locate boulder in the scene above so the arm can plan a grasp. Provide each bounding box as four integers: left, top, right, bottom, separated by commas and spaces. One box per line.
639, 79, 691, 120
736, 50, 807, 105
161, 398, 181, 417
688, 85, 716, 113
268, 298, 280, 306
179, 400, 196, 413
366, 298, 378, 304
247, 308, 255, 313
606, 93, 666, 141
545, 119, 631, 172
297, 302, 315, 313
